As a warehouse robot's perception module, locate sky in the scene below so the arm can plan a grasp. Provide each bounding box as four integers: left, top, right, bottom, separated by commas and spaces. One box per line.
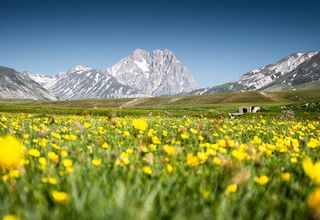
0, 0, 320, 88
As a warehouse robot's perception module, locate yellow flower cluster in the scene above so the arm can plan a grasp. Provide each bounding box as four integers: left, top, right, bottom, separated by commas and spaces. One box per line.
0, 112, 319, 218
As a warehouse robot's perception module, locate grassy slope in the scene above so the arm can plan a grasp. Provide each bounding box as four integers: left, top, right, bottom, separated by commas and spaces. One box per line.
262, 80, 320, 92
0, 89, 319, 116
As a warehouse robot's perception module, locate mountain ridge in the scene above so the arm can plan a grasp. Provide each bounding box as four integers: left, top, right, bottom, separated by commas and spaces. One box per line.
1, 49, 319, 100
0, 49, 196, 100
190, 51, 320, 95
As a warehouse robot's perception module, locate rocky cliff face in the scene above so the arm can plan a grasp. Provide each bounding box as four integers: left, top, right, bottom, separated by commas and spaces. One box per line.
108, 49, 197, 96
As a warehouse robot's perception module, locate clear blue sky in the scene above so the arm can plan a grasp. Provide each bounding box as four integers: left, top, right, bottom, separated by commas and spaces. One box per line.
0, 0, 320, 88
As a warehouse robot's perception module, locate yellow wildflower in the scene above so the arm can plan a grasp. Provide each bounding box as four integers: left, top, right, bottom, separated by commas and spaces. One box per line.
290, 157, 298, 163
166, 164, 173, 174
232, 150, 247, 161
60, 150, 68, 157
162, 130, 168, 137
225, 184, 238, 193
132, 119, 148, 131
51, 132, 61, 139
48, 177, 58, 185
38, 157, 47, 167
308, 188, 320, 214
48, 152, 59, 161
115, 152, 130, 166
0, 136, 24, 169
39, 138, 47, 147
28, 149, 40, 157
83, 122, 91, 129
143, 166, 152, 175
152, 136, 161, 145
52, 190, 70, 203
3, 214, 19, 220
281, 172, 292, 182
217, 139, 226, 147
101, 142, 109, 149
187, 153, 200, 166
9, 169, 20, 178
308, 138, 319, 148
62, 159, 73, 168
92, 159, 102, 167
213, 157, 222, 166
252, 136, 262, 145
163, 145, 175, 155
197, 152, 207, 163
181, 133, 189, 140
254, 175, 269, 185
302, 158, 320, 184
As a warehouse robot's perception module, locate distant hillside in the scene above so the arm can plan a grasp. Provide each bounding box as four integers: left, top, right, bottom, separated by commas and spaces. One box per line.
0, 66, 56, 100
191, 51, 320, 95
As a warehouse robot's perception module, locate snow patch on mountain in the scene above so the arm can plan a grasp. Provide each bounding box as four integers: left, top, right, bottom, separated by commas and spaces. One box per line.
239, 51, 318, 90
20, 71, 56, 87
134, 59, 149, 72
46, 65, 147, 100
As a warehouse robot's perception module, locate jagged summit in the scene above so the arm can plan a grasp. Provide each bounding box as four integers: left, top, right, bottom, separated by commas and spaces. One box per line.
108, 48, 197, 96
132, 48, 148, 56
68, 65, 94, 74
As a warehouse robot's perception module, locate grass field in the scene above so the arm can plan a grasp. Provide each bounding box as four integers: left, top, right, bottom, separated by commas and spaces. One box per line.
1, 89, 320, 116
0, 90, 320, 220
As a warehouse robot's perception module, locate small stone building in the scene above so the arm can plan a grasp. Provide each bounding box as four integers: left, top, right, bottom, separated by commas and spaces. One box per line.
229, 106, 261, 117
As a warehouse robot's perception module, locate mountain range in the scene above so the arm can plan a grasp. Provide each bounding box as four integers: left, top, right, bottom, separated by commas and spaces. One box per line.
191, 51, 320, 95
0, 49, 196, 100
0, 49, 319, 100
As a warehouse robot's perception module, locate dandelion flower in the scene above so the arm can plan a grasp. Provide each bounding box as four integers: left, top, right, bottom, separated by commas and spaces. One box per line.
143, 166, 153, 175
281, 172, 291, 182
302, 158, 320, 184
92, 159, 102, 167
3, 214, 19, 220
163, 145, 175, 155
225, 184, 238, 193
187, 153, 200, 166
52, 190, 70, 203
166, 164, 173, 174
28, 149, 40, 157
308, 188, 320, 214
132, 119, 148, 131
62, 159, 73, 168
0, 136, 24, 169
254, 175, 269, 185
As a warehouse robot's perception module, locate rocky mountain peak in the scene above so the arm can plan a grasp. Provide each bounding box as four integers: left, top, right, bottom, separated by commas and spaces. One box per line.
108, 49, 197, 96
132, 48, 148, 57
68, 65, 94, 74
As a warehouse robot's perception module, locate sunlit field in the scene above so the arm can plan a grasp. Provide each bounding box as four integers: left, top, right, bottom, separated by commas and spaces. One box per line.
0, 111, 320, 219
